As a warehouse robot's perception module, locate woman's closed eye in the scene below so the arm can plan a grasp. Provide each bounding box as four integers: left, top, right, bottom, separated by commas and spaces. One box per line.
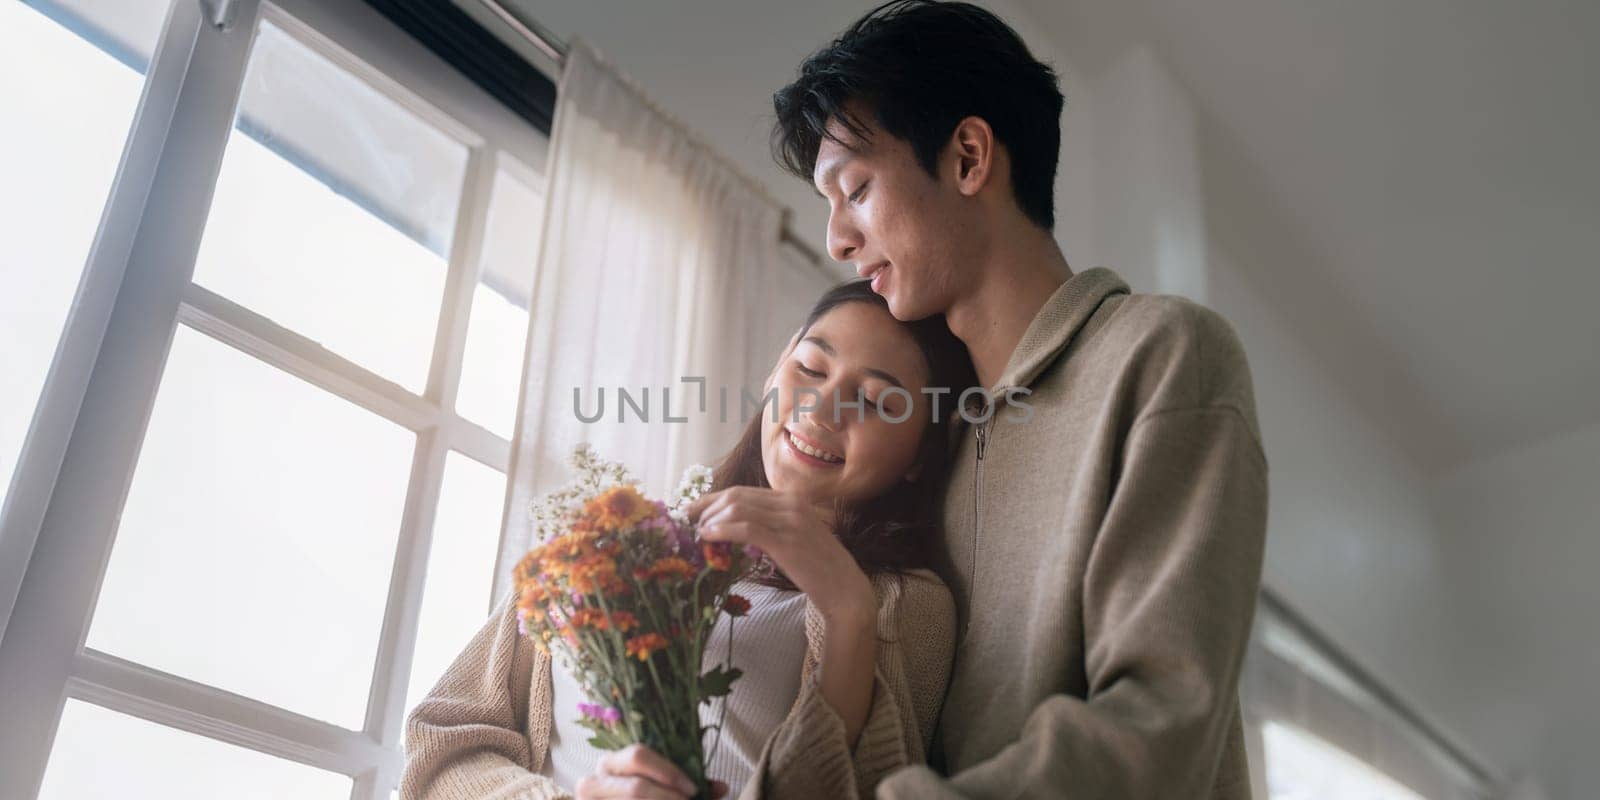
794, 361, 824, 379
847, 181, 870, 203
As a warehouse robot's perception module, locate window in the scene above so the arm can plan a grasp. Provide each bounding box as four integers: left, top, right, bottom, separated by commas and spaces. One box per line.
39, 700, 351, 799
406, 451, 511, 712
86, 326, 417, 729
1262, 721, 1427, 800
191, 18, 469, 392
1241, 591, 1494, 800
0, 0, 170, 521
0, 1, 552, 797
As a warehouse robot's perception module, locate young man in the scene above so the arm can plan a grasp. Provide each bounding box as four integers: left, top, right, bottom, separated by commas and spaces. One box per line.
770, 1, 1268, 797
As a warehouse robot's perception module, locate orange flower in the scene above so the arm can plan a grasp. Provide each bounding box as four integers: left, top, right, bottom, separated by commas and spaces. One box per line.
548, 528, 601, 560
514, 549, 543, 582
702, 541, 732, 571
644, 556, 695, 582
569, 608, 639, 633
722, 594, 751, 617
516, 583, 549, 618
569, 553, 623, 595
625, 632, 670, 662
588, 486, 653, 531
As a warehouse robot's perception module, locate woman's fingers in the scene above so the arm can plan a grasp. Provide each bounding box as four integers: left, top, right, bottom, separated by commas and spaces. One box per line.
574, 773, 690, 800
684, 491, 714, 521
696, 519, 756, 545
597, 745, 698, 796
689, 486, 784, 523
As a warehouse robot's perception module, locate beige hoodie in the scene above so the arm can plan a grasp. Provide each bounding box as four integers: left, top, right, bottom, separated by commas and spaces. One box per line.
879, 267, 1269, 799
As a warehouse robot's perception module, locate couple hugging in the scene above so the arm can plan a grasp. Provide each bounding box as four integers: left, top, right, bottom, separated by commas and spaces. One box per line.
403, 2, 1267, 798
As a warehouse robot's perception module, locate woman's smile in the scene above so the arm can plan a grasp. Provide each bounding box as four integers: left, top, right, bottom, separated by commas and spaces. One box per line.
782, 426, 845, 468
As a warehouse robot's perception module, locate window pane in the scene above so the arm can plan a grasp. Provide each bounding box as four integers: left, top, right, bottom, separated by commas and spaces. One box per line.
0, 0, 168, 519
405, 451, 508, 712
1263, 721, 1427, 800
86, 327, 415, 729
192, 20, 468, 392
39, 700, 350, 799
456, 166, 542, 438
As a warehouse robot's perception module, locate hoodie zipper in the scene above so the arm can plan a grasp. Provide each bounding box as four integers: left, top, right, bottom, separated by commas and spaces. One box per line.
965, 401, 992, 646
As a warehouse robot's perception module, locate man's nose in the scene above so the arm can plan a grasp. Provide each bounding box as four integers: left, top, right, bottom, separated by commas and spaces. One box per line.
826, 212, 862, 263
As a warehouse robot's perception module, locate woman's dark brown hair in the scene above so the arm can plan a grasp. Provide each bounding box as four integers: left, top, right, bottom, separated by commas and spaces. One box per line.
710, 279, 978, 587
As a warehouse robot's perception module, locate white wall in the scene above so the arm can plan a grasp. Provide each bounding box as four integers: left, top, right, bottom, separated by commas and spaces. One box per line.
1074, 34, 1501, 787
1432, 420, 1600, 800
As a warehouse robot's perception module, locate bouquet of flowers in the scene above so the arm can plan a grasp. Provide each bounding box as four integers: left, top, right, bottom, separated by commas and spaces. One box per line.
513, 445, 754, 797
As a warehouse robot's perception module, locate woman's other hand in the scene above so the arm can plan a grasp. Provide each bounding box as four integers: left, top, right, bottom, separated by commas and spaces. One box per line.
574, 744, 727, 799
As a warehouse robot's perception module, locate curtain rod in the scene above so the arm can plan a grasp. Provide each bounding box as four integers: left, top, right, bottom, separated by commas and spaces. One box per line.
473, 0, 832, 272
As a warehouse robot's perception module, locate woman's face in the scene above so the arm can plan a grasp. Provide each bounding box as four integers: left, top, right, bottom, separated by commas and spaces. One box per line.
760, 301, 930, 504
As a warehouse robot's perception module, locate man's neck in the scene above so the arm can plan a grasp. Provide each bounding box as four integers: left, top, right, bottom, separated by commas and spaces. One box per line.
945, 226, 1073, 391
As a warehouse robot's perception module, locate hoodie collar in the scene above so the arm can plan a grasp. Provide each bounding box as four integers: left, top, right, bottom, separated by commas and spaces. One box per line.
989, 267, 1130, 394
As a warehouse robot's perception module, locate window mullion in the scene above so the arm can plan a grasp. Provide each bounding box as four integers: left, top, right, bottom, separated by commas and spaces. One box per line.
178, 284, 440, 434
427, 146, 499, 411
0, 2, 266, 798
354, 145, 499, 800
446, 416, 514, 475
0, 0, 191, 649
358, 427, 447, 754
68, 648, 396, 779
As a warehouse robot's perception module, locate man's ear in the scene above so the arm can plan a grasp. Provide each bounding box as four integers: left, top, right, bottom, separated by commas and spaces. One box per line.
948, 116, 996, 198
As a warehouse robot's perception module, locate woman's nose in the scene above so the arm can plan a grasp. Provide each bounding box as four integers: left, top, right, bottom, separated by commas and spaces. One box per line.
805, 385, 846, 432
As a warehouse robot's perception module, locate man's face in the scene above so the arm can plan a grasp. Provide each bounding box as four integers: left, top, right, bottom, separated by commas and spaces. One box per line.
812, 113, 974, 321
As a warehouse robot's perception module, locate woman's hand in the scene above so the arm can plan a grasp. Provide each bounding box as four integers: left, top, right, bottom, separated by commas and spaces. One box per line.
686, 487, 874, 622
574, 744, 726, 799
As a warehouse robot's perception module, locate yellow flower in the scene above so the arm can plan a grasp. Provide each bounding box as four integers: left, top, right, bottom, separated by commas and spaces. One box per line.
588, 485, 653, 531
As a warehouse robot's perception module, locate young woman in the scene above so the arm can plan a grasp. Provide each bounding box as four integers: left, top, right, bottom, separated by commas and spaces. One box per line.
401, 280, 977, 800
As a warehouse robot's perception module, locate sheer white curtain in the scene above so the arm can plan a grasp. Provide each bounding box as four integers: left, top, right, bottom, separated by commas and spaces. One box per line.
494, 40, 832, 598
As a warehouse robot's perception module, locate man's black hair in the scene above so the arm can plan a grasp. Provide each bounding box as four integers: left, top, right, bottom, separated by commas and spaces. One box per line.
772, 0, 1065, 229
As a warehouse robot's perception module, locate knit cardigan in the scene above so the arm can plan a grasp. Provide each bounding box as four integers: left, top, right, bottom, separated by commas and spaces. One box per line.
400, 569, 956, 800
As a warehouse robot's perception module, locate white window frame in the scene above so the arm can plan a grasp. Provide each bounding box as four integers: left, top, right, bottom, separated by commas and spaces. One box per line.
0, 1, 552, 797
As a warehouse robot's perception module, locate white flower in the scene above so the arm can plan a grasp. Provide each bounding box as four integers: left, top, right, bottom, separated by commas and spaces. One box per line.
529, 443, 639, 541
667, 463, 715, 523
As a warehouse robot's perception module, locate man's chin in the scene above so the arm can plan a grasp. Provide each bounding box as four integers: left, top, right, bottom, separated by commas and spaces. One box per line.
884, 292, 933, 322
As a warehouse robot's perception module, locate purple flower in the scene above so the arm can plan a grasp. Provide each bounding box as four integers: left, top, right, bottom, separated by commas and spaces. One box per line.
579, 702, 622, 724
671, 523, 701, 564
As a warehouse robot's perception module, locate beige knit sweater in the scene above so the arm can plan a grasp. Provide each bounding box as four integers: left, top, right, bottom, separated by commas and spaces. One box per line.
878, 267, 1269, 798
401, 569, 956, 800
